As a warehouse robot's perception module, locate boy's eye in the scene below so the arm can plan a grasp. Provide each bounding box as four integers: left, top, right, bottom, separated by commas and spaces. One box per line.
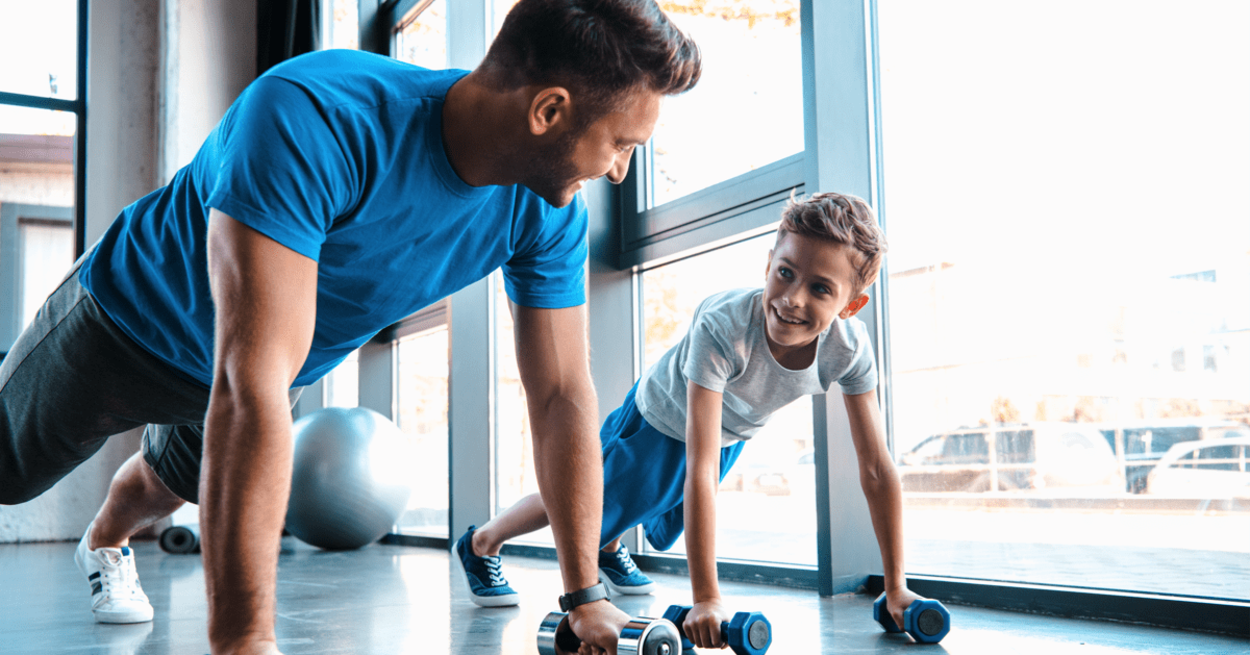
779, 267, 793, 278
813, 284, 830, 295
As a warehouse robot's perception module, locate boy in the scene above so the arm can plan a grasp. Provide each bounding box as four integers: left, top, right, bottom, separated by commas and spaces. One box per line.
455, 192, 924, 648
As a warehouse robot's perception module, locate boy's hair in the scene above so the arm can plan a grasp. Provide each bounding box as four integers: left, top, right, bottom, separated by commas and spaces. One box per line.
479, 0, 701, 128
777, 191, 888, 295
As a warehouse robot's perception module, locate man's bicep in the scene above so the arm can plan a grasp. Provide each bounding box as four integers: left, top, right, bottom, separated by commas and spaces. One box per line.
207, 209, 318, 391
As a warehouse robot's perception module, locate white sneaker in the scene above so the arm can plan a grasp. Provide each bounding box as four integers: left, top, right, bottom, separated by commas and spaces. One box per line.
74, 526, 155, 624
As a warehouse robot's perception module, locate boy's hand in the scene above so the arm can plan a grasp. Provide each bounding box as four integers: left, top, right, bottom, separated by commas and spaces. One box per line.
568, 599, 631, 655
886, 587, 924, 633
684, 599, 732, 649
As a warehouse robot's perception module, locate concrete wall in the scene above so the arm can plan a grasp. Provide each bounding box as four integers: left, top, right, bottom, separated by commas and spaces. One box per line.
0, 0, 256, 543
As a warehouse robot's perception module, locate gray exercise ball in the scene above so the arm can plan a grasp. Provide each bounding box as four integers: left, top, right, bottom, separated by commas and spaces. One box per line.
285, 407, 413, 550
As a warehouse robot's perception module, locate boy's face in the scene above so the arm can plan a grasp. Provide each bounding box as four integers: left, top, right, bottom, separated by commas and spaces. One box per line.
762, 231, 871, 352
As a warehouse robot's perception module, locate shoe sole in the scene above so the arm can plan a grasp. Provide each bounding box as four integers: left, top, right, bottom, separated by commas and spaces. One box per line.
93, 608, 155, 624
453, 543, 520, 608
599, 569, 656, 595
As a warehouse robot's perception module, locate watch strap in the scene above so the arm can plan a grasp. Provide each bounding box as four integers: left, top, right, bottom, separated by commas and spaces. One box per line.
558, 582, 608, 612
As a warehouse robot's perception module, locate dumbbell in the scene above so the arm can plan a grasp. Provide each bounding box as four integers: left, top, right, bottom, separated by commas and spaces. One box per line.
537, 611, 681, 655
661, 605, 771, 655
872, 592, 950, 644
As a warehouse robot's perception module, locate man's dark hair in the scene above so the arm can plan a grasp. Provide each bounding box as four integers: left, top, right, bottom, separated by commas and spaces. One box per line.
481, 0, 701, 125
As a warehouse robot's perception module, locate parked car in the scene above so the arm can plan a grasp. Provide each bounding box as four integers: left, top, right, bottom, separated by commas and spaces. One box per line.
1096, 419, 1248, 493
896, 423, 1123, 494
1144, 436, 1250, 499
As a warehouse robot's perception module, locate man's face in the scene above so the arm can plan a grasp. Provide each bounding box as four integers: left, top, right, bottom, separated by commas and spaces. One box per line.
523, 89, 662, 208
762, 232, 868, 353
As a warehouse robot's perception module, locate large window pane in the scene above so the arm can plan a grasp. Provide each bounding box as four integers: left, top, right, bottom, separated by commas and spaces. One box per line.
1, 105, 77, 352
395, 326, 450, 537
880, 0, 1250, 600
0, 0, 78, 100
325, 0, 359, 51
647, 1, 802, 207
324, 350, 359, 409
641, 233, 817, 565
394, 0, 447, 69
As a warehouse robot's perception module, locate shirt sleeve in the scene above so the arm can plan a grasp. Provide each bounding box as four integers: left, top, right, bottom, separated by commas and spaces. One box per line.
836, 320, 879, 396
501, 193, 589, 309
681, 301, 740, 393
202, 76, 357, 262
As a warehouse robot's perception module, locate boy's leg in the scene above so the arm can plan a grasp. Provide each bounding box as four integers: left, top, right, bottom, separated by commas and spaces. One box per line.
472, 492, 550, 556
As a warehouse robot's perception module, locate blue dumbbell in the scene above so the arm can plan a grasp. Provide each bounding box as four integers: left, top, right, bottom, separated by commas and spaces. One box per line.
662, 604, 771, 655
872, 592, 950, 644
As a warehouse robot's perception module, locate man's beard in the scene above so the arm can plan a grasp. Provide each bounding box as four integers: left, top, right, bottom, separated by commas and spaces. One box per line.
520, 128, 582, 207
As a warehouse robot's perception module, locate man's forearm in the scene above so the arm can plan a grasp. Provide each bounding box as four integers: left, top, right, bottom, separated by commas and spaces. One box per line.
200, 392, 294, 653
529, 388, 603, 593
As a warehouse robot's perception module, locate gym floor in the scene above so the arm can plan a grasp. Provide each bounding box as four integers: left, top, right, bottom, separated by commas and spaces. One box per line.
0, 538, 1244, 654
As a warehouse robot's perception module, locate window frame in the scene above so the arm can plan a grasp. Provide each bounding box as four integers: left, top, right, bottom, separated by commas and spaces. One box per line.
0, 0, 88, 357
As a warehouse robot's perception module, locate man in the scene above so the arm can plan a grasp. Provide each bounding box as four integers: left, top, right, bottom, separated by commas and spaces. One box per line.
0, 1, 701, 654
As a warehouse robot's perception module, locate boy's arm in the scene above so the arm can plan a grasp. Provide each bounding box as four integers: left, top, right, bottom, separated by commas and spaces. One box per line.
682, 380, 733, 649
844, 388, 921, 629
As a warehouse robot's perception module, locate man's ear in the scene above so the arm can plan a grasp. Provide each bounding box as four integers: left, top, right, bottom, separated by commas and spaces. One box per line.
528, 86, 573, 136
840, 293, 870, 319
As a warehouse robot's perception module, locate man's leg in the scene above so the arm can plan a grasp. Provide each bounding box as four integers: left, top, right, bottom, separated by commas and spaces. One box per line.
89, 451, 186, 549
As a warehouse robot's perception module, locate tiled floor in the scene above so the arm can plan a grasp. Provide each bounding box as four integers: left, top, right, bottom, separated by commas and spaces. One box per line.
0, 538, 1244, 654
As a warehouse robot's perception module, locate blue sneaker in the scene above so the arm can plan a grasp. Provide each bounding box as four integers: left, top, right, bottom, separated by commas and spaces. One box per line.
454, 526, 519, 607
598, 543, 656, 595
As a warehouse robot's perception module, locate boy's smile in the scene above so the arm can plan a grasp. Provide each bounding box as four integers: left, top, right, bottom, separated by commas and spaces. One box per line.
762, 231, 870, 368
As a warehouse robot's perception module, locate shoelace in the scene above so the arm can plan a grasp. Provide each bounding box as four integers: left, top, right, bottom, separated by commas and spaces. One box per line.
97, 550, 146, 600
483, 555, 507, 586
615, 547, 637, 574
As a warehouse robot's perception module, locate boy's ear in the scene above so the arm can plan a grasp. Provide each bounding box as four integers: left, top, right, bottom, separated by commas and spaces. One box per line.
528, 86, 573, 137
764, 249, 773, 279
840, 293, 870, 319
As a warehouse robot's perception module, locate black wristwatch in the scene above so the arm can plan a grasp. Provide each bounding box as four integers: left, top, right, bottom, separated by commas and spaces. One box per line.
558, 582, 608, 612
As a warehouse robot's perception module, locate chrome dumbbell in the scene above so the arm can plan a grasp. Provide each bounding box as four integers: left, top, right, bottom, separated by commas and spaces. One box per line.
537, 611, 682, 655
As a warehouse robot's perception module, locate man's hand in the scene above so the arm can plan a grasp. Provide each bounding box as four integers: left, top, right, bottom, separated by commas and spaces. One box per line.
885, 586, 923, 634
683, 598, 732, 649
567, 599, 631, 655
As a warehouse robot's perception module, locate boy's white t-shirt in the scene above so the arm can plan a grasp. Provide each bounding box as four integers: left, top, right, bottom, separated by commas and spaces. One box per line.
635, 287, 878, 446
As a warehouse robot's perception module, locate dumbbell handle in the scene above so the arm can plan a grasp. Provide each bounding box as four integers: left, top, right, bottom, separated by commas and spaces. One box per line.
666, 606, 771, 655
538, 611, 680, 655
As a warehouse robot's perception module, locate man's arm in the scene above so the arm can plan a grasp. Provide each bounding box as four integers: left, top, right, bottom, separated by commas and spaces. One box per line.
844, 388, 920, 630
202, 209, 318, 655
681, 381, 732, 649
511, 303, 629, 655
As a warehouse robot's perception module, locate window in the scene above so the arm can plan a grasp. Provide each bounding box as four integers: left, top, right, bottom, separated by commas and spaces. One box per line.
640, 232, 818, 566
324, 0, 359, 51
395, 325, 450, 537
0, 0, 83, 355
323, 350, 359, 408
0, 109, 78, 353
0, 0, 79, 100
879, 0, 1250, 600
394, 0, 447, 68
645, 1, 802, 208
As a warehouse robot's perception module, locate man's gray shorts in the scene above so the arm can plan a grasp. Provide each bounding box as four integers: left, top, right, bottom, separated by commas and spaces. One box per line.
0, 259, 296, 505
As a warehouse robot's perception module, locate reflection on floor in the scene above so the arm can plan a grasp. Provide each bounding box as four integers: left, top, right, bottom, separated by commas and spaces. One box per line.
0, 538, 1244, 654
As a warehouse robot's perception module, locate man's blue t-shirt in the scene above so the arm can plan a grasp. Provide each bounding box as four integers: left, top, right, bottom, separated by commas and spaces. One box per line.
81, 50, 588, 388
